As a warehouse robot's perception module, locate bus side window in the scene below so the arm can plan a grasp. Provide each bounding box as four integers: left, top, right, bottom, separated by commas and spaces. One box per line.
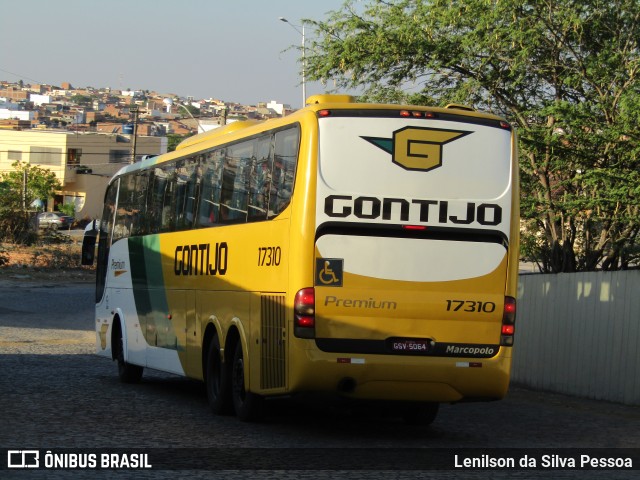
131, 170, 149, 236
160, 164, 177, 232
219, 149, 237, 223
149, 168, 167, 234
197, 149, 224, 227
113, 174, 135, 241
183, 157, 202, 229
172, 160, 189, 230
96, 180, 118, 302
248, 135, 272, 221
221, 141, 253, 223
269, 126, 299, 217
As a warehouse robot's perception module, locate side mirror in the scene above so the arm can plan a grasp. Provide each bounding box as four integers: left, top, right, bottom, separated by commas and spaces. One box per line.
81, 229, 98, 266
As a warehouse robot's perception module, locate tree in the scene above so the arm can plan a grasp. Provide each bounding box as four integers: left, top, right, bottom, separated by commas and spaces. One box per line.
166, 133, 194, 152
0, 161, 61, 211
59, 202, 76, 217
0, 162, 62, 243
304, 0, 640, 272
182, 104, 200, 116
70, 94, 93, 106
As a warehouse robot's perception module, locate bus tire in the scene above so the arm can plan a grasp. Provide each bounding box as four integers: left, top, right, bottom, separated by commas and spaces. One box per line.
115, 324, 143, 383
401, 402, 439, 426
205, 335, 232, 415
231, 341, 264, 422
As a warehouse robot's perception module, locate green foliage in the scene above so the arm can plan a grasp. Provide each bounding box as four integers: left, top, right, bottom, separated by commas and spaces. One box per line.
0, 161, 61, 212
0, 210, 38, 244
304, 0, 640, 272
166, 133, 193, 152
0, 162, 61, 244
182, 104, 200, 116
59, 203, 76, 217
69, 94, 93, 106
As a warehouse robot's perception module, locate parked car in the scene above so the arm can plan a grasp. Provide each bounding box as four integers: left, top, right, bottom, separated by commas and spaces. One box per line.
35, 212, 74, 230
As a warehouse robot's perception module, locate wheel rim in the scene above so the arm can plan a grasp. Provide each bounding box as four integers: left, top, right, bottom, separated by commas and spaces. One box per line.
117, 334, 125, 371
209, 354, 221, 398
117, 335, 124, 364
232, 354, 246, 403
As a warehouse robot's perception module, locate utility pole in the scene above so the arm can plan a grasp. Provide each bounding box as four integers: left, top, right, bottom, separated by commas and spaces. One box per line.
130, 105, 139, 164
279, 17, 306, 107
22, 167, 27, 211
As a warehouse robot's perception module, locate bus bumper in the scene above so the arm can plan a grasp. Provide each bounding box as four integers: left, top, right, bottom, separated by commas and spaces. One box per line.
286, 346, 512, 403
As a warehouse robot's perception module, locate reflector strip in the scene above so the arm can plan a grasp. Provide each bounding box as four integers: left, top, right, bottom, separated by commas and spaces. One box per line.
337, 358, 365, 364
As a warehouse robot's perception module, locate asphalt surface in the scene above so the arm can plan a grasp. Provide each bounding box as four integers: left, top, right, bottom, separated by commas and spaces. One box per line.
1, 274, 639, 479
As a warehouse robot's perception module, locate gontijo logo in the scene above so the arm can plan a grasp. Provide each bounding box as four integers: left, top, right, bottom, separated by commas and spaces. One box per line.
362, 126, 471, 172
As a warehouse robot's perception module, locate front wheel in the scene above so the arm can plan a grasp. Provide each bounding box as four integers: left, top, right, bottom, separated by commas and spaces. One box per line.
115, 325, 143, 383
231, 341, 264, 422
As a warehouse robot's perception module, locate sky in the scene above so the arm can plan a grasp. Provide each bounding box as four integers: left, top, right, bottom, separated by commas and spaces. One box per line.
1, 0, 355, 109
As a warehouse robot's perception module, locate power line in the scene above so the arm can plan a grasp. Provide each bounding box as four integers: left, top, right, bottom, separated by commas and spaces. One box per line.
0, 67, 42, 85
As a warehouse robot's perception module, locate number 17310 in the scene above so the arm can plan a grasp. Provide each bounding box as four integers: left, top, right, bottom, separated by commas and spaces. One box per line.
446, 300, 496, 313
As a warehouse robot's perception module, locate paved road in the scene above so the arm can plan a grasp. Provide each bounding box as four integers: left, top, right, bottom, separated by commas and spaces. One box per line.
1, 276, 639, 479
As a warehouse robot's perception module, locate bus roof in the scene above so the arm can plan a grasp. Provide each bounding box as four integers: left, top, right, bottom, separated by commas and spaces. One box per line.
111, 95, 508, 179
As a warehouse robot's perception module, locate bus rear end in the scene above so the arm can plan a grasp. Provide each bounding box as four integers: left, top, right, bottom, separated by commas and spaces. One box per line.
294, 102, 518, 410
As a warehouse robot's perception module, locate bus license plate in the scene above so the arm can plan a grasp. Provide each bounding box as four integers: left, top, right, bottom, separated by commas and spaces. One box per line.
388, 338, 433, 354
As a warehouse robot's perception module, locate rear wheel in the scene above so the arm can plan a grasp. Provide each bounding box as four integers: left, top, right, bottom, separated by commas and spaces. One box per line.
115, 324, 143, 383
205, 335, 232, 414
231, 341, 264, 422
401, 402, 439, 426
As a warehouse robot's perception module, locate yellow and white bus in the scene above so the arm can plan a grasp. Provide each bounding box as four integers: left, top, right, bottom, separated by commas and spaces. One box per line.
83, 95, 519, 424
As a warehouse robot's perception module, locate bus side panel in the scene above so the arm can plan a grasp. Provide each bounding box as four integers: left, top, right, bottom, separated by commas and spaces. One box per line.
128, 235, 186, 375
95, 238, 147, 368
197, 290, 252, 377
151, 220, 290, 385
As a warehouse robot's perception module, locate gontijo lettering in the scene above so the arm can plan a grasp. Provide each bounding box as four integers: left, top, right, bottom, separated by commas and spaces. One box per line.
174, 242, 228, 276
324, 195, 502, 226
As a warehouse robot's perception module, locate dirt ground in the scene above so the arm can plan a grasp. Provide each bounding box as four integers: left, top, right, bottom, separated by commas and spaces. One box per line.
0, 243, 95, 284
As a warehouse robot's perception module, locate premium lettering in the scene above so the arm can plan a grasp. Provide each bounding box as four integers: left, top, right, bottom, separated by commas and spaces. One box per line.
325, 295, 397, 310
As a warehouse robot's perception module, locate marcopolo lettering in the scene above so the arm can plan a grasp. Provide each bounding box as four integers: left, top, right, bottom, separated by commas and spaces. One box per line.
324, 195, 502, 226
174, 242, 228, 276
445, 345, 497, 357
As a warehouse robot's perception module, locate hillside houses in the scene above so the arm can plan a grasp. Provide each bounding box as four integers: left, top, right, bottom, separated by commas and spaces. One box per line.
0, 80, 292, 220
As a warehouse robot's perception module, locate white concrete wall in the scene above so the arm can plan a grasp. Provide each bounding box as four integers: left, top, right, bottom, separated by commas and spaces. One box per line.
513, 270, 640, 405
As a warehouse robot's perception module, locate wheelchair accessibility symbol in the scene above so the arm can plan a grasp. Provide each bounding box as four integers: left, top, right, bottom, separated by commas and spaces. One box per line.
316, 258, 343, 287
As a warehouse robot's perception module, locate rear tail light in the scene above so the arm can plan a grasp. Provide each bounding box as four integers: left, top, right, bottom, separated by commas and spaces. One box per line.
500, 296, 516, 346
402, 225, 427, 231
294, 288, 315, 339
